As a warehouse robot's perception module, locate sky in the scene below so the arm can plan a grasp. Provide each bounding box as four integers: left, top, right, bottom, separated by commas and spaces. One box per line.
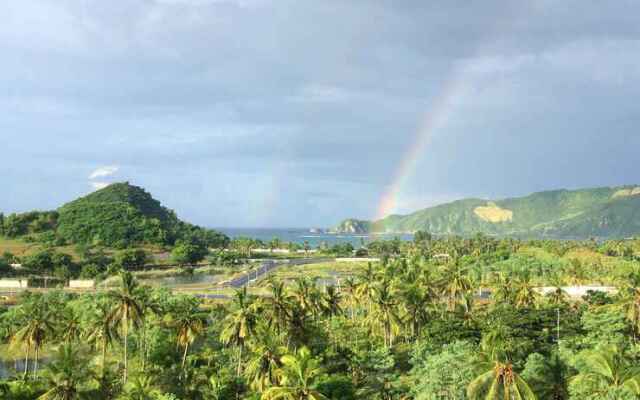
2, 0, 640, 228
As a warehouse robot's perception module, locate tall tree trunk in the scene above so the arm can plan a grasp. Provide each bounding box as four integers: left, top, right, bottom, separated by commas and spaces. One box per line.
141, 323, 147, 372
23, 345, 30, 380
236, 344, 243, 376
33, 346, 39, 379
123, 309, 128, 384
182, 342, 189, 370
102, 338, 107, 379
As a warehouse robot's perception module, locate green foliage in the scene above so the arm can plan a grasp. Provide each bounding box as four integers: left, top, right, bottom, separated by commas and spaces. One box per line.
2, 211, 58, 238
323, 243, 354, 257
1, 183, 230, 249
2, 233, 640, 399
170, 241, 207, 267
569, 345, 640, 399
316, 375, 356, 400
335, 186, 640, 239
520, 353, 569, 400
115, 249, 149, 270
410, 340, 479, 400
580, 305, 629, 348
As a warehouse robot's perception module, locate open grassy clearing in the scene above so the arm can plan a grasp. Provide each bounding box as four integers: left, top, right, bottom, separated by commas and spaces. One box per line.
256, 261, 369, 288
0, 237, 174, 265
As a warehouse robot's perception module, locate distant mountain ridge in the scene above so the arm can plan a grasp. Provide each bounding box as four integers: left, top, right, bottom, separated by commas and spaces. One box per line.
334, 186, 640, 239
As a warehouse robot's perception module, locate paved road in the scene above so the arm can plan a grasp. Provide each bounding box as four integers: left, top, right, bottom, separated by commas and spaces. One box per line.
222, 257, 334, 288
191, 257, 334, 300
0, 257, 336, 300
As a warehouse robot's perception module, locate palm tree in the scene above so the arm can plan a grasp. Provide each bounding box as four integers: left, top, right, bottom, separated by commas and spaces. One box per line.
264, 278, 292, 335
320, 285, 342, 320
165, 299, 206, 371
342, 277, 360, 320
107, 271, 144, 384
370, 280, 400, 348
400, 283, 432, 339
135, 287, 161, 372
119, 376, 160, 400
221, 287, 258, 376
514, 275, 541, 309
618, 272, 640, 341
261, 347, 328, 400
492, 273, 515, 305
59, 306, 82, 344
245, 327, 285, 392
546, 275, 568, 306
572, 345, 640, 396
291, 278, 320, 318
38, 344, 90, 400
83, 301, 119, 380
467, 359, 536, 400
11, 297, 56, 379
356, 263, 378, 316
531, 353, 569, 400
441, 264, 472, 312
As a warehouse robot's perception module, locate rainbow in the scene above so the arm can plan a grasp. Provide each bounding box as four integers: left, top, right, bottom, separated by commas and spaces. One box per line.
375, 72, 468, 221
373, 3, 521, 223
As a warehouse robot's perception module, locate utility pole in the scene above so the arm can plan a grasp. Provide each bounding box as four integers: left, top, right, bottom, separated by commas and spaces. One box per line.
556, 308, 561, 350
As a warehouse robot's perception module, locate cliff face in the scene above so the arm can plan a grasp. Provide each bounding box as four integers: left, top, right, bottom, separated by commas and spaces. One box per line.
330, 219, 371, 234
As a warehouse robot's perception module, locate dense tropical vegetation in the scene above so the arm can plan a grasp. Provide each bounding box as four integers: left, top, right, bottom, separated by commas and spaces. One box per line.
0, 183, 229, 248
2, 233, 640, 398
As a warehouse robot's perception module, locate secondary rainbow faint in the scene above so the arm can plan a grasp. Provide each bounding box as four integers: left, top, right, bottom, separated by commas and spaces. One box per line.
375, 71, 467, 222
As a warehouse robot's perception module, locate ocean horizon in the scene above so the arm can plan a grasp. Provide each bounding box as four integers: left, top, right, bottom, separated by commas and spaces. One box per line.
216, 227, 413, 247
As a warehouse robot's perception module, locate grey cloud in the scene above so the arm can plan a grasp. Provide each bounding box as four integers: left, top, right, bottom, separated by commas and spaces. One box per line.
2, 1, 640, 226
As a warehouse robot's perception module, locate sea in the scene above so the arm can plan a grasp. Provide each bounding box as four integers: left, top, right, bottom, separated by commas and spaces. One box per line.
216, 228, 413, 248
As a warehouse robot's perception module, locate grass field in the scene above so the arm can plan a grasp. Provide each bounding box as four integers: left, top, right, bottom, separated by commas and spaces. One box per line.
0, 238, 57, 257
257, 261, 368, 288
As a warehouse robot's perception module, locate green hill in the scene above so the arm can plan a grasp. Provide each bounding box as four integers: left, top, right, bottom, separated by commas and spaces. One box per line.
336, 185, 640, 239
329, 219, 371, 234
2, 182, 229, 248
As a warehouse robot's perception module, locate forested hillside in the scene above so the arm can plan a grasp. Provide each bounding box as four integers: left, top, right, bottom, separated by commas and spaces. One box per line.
336, 186, 640, 239
0, 183, 228, 248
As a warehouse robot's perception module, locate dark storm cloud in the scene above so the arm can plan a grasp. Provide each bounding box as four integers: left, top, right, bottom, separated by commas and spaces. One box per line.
2, 0, 640, 226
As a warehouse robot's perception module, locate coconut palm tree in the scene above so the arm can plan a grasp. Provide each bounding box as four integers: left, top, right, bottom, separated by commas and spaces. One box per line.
546, 275, 569, 306
165, 298, 206, 371
38, 344, 90, 400
492, 273, 515, 305
342, 277, 360, 320
399, 283, 433, 339
320, 285, 342, 320
572, 345, 640, 396
291, 278, 320, 318
369, 280, 400, 348
618, 272, 640, 341
261, 347, 328, 400
83, 300, 119, 380
221, 287, 258, 376
467, 359, 536, 400
59, 306, 82, 344
245, 327, 285, 393
441, 263, 472, 312
356, 263, 378, 316
119, 376, 160, 400
514, 274, 541, 309
135, 287, 161, 372
264, 278, 292, 335
107, 271, 144, 384
11, 297, 56, 379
